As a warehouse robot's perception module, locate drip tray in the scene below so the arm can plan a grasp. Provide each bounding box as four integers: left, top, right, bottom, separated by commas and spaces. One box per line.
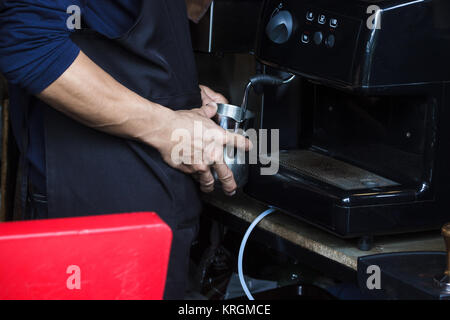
276, 150, 399, 191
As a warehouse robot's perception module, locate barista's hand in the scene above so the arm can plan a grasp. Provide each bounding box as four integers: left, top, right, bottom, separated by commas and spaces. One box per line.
200, 85, 228, 105
150, 103, 251, 196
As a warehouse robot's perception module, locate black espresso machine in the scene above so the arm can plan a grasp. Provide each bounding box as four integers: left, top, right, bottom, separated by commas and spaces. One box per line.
245, 0, 450, 248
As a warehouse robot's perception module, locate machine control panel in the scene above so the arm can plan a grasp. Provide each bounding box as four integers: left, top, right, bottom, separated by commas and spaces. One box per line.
302, 9, 339, 48
257, 0, 363, 85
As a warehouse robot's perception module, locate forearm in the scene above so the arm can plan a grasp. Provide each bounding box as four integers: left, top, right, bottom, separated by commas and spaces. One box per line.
38, 50, 246, 195
38, 51, 173, 148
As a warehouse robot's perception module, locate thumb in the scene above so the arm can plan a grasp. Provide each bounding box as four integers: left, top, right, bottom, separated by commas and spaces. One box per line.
200, 103, 218, 119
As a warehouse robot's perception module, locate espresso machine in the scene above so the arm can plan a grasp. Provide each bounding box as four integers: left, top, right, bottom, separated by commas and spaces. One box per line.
245, 0, 450, 248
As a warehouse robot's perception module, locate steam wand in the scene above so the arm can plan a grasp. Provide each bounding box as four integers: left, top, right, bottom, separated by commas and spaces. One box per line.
240, 74, 296, 122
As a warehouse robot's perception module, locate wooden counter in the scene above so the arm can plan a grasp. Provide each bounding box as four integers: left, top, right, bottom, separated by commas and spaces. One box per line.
202, 191, 446, 271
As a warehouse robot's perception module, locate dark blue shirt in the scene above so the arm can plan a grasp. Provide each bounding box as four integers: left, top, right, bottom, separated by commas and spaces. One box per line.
0, 0, 141, 192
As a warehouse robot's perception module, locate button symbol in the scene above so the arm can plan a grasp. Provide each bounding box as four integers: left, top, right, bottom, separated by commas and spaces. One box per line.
313, 32, 323, 45
318, 14, 326, 25
330, 18, 338, 28
306, 11, 314, 21
325, 34, 336, 48
301, 33, 310, 44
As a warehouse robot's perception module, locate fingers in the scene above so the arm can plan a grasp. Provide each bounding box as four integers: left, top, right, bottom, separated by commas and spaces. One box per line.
179, 145, 238, 196
213, 162, 237, 196
198, 169, 215, 193
199, 103, 218, 119
194, 128, 246, 196
210, 92, 228, 104
191, 164, 215, 193
200, 85, 229, 104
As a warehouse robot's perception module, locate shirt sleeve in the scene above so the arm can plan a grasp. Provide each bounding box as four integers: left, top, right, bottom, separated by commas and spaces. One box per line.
0, 0, 85, 94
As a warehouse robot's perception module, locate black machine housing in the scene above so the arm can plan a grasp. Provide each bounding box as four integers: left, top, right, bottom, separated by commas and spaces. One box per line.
246, 0, 450, 239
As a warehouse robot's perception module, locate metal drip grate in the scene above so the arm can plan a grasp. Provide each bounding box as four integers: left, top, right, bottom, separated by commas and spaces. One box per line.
277, 150, 399, 191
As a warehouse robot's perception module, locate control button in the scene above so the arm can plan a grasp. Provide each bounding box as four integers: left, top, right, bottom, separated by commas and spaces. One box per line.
301, 33, 310, 44
318, 14, 326, 25
325, 34, 336, 48
313, 31, 323, 45
306, 11, 314, 21
330, 18, 338, 28
266, 10, 294, 44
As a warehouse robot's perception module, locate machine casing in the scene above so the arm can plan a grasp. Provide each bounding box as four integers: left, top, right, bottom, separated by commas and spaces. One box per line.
246, 0, 450, 239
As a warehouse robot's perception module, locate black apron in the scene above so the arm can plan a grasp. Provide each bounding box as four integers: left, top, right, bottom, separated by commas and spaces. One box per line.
39, 0, 202, 299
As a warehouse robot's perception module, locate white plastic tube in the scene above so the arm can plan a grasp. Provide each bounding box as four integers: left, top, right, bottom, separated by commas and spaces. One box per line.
238, 207, 277, 300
